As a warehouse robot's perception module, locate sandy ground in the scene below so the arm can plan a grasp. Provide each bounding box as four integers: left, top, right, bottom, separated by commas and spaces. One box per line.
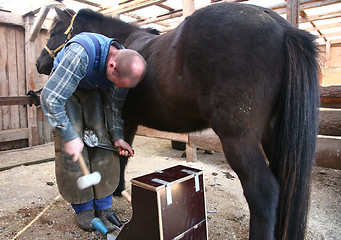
0, 136, 340, 240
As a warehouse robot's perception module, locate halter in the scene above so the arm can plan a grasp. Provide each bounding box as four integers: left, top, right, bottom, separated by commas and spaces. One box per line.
44, 13, 77, 60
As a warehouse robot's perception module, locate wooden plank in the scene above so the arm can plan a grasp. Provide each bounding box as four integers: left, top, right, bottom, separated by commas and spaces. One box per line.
101, 0, 167, 15
0, 25, 10, 130
182, 0, 195, 18
136, 10, 182, 25
0, 25, 6, 130
316, 136, 341, 170
322, 67, 341, 86
7, 26, 20, 129
0, 11, 24, 27
136, 126, 189, 142
24, 14, 39, 146
70, 0, 102, 8
271, 0, 341, 15
0, 128, 28, 142
0, 142, 54, 171
320, 85, 341, 108
321, 97, 341, 108
186, 129, 340, 169
319, 108, 341, 136
286, 0, 300, 27
302, 22, 341, 32
0, 96, 40, 106
15, 27, 28, 128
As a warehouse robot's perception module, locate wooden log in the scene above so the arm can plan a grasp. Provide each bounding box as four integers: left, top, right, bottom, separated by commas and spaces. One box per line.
186, 129, 340, 170
319, 108, 341, 136
320, 85, 341, 108
320, 85, 341, 97
315, 136, 341, 170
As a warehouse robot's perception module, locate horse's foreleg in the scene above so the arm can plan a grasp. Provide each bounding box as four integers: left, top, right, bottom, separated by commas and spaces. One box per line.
220, 136, 279, 240
113, 121, 138, 196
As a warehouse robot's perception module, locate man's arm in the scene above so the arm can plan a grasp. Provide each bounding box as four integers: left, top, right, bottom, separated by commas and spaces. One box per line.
106, 87, 134, 156
41, 44, 89, 161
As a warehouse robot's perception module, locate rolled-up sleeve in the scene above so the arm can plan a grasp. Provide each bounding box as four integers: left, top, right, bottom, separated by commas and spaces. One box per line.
41, 44, 89, 142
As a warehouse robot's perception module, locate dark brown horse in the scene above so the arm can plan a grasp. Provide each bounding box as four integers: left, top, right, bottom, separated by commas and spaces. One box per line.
36, 3, 320, 239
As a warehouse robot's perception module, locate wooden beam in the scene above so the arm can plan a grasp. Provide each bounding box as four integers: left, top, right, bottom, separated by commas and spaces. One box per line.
320, 85, 341, 108
319, 108, 341, 137
136, 10, 182, 25
0, 128, 29, 142
315, 136, 341, 170
0, 96, 40, 106
302, 22, 341, 32
0, 11, 24, 27
101, 0, 167, 15
272, 0, 341, 14
0, 142, 54, 171
182, 0, 195, 18
24, 14, 39, 147
286, 0, 300, 27
69, 0, 102, 8
300, 11, 341, 23
136, 126, 189, 143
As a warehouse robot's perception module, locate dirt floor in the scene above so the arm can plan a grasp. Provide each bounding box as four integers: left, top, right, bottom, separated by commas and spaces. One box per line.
0, 136, 340, 240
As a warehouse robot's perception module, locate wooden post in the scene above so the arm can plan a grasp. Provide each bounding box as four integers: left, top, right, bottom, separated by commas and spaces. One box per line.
182, 0, 195, 18
24, 13, 39, 146
286, 0, 300, 27
186, 143, 197, 162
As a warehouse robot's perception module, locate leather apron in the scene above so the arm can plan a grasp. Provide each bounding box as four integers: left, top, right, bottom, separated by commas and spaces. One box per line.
54, 88, 120, 204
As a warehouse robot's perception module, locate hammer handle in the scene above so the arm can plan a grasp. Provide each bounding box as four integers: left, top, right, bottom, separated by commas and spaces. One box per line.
78, 153, 90, 176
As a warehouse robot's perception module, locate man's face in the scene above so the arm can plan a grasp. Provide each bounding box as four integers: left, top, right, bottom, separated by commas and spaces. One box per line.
106, 68, 134, 88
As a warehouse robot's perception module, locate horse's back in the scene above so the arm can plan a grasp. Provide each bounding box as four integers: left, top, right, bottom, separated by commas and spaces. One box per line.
170, 3, 289, 136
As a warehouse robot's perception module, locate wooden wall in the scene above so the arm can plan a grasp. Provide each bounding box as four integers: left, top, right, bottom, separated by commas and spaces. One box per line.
319, 44, 341, 86
0, 11, 51, 150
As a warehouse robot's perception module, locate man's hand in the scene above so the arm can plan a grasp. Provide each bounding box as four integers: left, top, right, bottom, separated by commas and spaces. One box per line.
64, 137, 84, 162
114, 139, 134, 157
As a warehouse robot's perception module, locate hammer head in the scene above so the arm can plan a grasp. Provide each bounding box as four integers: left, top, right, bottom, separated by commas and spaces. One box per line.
77, 171, 101, 190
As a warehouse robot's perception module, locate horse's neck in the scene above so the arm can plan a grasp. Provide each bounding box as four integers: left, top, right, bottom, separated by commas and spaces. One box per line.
74, 17, 138, 42
124, 31, 157, 51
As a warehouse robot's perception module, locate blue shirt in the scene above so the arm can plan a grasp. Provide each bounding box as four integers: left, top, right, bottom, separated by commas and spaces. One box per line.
41, 43, 128, 142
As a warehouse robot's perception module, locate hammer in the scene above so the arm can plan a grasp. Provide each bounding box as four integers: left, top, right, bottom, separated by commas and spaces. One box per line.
76, 153, 101, 190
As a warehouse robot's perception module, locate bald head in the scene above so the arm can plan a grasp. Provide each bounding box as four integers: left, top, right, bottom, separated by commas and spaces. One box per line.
106, 48, 147, 88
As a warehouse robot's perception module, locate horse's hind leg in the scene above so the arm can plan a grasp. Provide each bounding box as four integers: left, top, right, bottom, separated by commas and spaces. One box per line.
219, 135, 279, 240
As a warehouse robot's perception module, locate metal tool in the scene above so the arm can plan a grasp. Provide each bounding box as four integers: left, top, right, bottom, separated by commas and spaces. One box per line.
83, 129, 134, 156
83, 129, 119, 151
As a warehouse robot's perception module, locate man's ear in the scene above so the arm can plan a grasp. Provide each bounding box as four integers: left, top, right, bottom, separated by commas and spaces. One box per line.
108, 60, 117, 69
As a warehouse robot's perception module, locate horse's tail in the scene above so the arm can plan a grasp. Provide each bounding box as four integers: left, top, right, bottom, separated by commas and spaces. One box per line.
272, 28, 320, 240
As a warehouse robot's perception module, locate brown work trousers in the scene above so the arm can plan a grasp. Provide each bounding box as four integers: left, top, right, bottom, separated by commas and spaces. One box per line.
54, 89, 120, 204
